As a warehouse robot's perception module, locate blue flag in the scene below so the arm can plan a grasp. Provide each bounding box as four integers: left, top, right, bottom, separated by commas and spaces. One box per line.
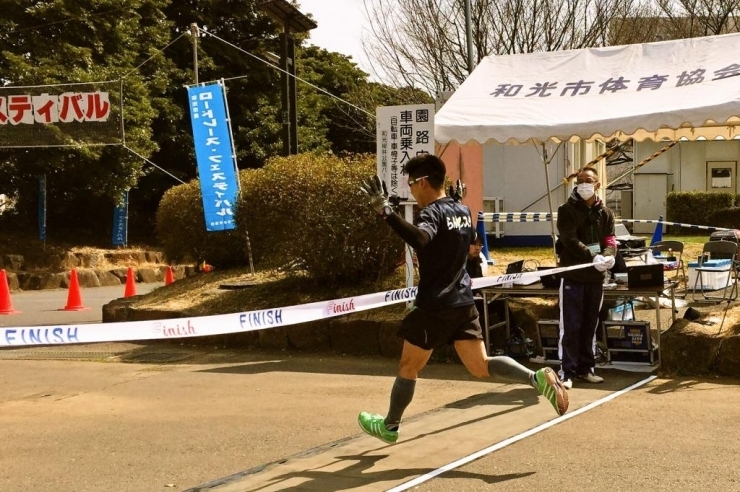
112, 190, 129, 247
187, 82, 239, 232
38, 175, 46, 242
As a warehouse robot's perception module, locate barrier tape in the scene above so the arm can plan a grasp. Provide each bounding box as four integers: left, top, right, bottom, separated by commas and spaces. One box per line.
485, 213, 556, 222
618, 219, 730, 231
0, 263, 594, 348
482, 213, 730, 231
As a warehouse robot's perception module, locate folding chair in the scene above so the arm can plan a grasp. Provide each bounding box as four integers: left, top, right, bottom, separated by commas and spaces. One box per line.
690, 241, 739, 303
651, 240, 686, 281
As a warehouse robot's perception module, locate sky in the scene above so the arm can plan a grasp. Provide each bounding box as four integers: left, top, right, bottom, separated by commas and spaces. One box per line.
296, 0, 378, 80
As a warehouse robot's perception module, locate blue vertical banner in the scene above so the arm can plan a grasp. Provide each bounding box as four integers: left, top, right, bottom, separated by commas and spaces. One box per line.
112, 190, 128, 247
187, 81, 239, 232
38, 174, 46, 242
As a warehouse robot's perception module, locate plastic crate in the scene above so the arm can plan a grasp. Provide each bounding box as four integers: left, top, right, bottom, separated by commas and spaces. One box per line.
687, 259, 732, 291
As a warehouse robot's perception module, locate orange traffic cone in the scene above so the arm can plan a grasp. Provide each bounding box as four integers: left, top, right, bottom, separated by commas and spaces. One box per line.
164, 265, 174, 286
63, 269, 89, 311
0, 269, 20, 315
124, 267, 137, 298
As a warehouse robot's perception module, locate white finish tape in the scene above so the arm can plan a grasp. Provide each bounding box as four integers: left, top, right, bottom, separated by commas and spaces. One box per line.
0, 263, 592, 347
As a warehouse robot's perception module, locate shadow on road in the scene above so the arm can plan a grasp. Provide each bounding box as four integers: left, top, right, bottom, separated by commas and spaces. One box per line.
185, 451, 535, 492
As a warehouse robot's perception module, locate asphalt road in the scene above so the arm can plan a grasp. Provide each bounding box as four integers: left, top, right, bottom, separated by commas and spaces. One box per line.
0, 283, 163, 328
0, 349, 738, 492
1, 283, 738, 491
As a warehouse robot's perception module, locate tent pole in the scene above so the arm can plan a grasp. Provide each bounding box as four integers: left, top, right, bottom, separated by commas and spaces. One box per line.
541, 143, 558, 263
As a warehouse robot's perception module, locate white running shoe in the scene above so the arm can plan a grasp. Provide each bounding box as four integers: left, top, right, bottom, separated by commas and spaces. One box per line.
562, 379, 573, 389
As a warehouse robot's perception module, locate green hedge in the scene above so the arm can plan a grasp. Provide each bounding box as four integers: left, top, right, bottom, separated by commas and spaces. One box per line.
666, 191, 736, 233
707, 207, 740, 230
156, 153, 405, 285
155, 178, 246, 268
236, 153, 404, 285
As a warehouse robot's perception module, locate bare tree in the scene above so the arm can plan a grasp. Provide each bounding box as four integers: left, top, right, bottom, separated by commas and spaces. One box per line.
655, 0, 740, 37
608, 0, 740, 47
362, 0, 653, 94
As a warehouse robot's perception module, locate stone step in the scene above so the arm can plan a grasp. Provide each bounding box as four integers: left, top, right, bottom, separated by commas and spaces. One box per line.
0, 249, 201, 292
1, 250, 167, 272
3, 265, 198, 292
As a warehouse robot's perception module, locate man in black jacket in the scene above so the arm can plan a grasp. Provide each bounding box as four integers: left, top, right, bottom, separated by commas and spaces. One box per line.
557, 167, 616, 388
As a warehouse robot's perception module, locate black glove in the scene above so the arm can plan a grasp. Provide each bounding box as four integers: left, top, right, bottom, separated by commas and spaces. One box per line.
448, 179, 465, 202
360, 175, 392, 215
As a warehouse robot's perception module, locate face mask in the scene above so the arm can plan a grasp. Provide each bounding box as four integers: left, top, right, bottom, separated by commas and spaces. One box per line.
577, 183, 595, 200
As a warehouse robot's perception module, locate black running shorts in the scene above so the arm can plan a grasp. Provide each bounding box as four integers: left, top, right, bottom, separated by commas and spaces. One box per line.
398, 303, 482, 350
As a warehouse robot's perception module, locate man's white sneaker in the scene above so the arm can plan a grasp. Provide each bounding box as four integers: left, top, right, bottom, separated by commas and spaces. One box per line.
562, 379, 573, 390
576, 373, 604, 384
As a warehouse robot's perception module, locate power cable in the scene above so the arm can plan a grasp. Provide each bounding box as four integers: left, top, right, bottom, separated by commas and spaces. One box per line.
196, 28, 375, 119
121, 31, 189, 79
123, 145, 186, 185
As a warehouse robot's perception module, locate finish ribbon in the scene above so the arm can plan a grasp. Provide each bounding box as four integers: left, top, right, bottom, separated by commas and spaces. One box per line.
0, 263, 594, 347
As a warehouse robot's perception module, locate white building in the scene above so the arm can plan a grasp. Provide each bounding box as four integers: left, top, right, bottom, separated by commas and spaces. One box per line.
631, 140, 740, 233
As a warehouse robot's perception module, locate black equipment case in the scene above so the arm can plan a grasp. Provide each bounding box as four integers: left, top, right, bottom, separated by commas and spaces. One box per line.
709, 229, 740, 244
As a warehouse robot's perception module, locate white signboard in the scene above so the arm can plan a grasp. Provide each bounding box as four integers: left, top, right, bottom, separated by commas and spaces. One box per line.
376, 104, 435, 201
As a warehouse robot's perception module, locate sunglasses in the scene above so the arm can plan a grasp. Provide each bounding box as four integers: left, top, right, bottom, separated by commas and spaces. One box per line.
408, 175, 429, 186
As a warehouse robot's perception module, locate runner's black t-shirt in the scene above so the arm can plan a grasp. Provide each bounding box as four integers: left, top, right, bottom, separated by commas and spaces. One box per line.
414, 197, 475, 310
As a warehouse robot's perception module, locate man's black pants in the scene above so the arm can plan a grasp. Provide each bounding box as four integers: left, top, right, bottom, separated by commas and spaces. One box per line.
558, 278, 604, 381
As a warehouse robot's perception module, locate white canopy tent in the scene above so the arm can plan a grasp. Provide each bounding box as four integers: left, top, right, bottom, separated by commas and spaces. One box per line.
435, 33, 740, 252
436, 33, 740, 146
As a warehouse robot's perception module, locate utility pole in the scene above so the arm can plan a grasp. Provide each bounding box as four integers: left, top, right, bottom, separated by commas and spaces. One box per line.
190, 23, 199, 84
258, 0, 316, 156
465, 0, 473, 74
281, 29, 291, 156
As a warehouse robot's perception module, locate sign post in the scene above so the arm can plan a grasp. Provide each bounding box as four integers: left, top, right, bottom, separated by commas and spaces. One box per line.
376, 104, 436, 296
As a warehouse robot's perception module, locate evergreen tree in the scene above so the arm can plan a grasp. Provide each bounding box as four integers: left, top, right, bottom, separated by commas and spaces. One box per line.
0, 0, 174, 242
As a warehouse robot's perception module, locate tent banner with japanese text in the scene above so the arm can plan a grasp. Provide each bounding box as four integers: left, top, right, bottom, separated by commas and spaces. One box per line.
187, 82, 239, 232
376, 104, 435, 202
0, 80, 122, 148
435, 32, 740, 144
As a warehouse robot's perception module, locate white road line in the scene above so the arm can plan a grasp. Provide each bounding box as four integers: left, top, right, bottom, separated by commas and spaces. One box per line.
386, 375, 658, 492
